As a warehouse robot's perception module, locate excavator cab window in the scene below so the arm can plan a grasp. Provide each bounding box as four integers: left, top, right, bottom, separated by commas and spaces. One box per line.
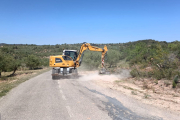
62, 56, 73, 61
55, 58, 62, 63
64, 51, 77, 61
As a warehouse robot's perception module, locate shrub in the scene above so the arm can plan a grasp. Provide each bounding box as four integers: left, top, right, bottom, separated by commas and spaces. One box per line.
25, 55, 40, 70
172, 81, 177, 88
172, 75, 179, 88
106, 49, 121, 67
130, 69, 139, 77
40, 58, 49, 67
163, 68, 173, 80
173, 75, 179, 84
147, 71, 153, 78
0, 51, 15, 77
153, 70, 162, 80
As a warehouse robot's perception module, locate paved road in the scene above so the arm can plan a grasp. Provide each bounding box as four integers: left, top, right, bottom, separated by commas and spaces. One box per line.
0, 71, 178, 120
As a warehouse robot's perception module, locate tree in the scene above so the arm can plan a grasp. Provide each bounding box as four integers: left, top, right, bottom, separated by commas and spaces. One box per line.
81, 51, 101, 70
0, 51, 14, 77
8, 58, 21, 76
25, 55, 40, 70
107, 50, 121, 67
0, 51, 5, 77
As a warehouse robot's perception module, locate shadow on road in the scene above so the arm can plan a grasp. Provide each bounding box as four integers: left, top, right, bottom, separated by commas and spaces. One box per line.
85, 87, 163, 120
52, 75, 83, 80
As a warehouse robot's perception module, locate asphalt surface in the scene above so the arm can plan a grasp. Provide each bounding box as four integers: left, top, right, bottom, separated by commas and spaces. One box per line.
0, 71, 177, 120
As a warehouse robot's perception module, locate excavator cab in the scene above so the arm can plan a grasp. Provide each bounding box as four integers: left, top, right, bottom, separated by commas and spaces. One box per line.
63, 50, 78, 61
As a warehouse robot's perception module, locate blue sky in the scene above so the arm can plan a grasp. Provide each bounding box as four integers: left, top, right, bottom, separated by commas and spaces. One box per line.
0, 0, 180, 45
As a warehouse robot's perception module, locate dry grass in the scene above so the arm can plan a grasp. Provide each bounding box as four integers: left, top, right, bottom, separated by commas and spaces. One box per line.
131, 90, 137, 95
0, 67, 51, 97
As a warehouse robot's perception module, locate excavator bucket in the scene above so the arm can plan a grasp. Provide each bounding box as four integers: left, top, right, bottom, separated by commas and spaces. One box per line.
99, 68, 110, 75
99, 51, 109, 74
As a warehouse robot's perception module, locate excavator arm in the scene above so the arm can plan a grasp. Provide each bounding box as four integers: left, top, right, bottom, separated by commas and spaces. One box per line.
75, 43, 108, 69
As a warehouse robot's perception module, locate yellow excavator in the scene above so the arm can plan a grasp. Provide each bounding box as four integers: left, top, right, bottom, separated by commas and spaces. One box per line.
49, 42, 108, 79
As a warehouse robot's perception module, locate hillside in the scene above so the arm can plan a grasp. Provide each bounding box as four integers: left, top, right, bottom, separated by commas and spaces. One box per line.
1, 39, 180, 83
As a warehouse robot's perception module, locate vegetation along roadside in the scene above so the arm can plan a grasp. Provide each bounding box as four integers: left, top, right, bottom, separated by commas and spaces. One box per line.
1, 39, 180, 98
0, 67, 51, 98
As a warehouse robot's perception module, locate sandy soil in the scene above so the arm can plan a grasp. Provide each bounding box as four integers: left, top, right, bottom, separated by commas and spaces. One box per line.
79, 70, 180, 115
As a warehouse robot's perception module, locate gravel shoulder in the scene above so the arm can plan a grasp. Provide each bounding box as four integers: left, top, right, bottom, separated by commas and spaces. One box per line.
78, 70, 180, 120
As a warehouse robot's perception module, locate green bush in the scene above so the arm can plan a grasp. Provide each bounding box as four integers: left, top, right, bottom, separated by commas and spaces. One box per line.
40, 58, 49, 67
147, 71, 153, 78
163, 68, 173, 80
0, 51, 16, 76
25, 55, 40, 70
153, 70, 163, 80
130, 69, 139, 77
172, 81, 177, 88
172, 75, 179, 88
106, 49, 121, 67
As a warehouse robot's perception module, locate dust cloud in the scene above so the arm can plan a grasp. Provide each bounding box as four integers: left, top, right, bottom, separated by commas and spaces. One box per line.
78, 69, 131, 81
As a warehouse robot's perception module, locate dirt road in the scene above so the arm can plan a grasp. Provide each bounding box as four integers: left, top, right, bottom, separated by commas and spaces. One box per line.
0, 70, 179, 120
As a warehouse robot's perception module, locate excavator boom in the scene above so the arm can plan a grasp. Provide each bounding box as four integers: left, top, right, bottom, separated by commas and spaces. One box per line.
75, 43, 108, 69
